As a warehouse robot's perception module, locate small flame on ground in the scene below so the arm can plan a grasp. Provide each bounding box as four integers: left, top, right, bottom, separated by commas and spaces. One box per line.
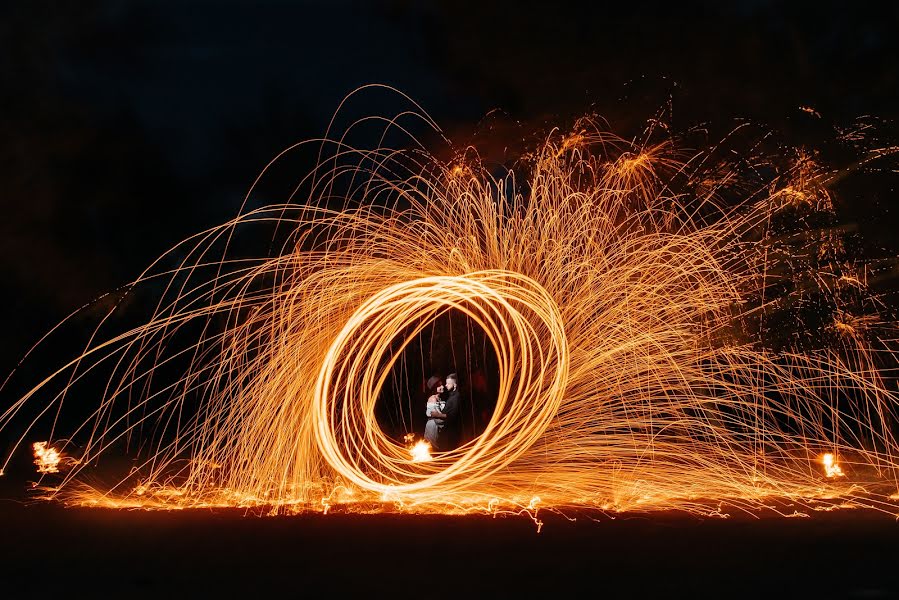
33, 442, 61, 474
410, 440, 432, 462
799, 106, 822, 119
822, 453, 844, 478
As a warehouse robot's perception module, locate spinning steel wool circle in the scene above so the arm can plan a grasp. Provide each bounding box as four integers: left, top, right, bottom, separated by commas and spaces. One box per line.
313, 272, 568, 496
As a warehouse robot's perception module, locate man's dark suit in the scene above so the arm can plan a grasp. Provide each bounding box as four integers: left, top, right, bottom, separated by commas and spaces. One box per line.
438, 388, 461, 450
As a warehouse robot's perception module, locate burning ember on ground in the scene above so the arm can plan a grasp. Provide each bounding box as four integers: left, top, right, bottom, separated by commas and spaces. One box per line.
822, 453, 845, 478
33, 442, 61, 474
409, 440, 432, 463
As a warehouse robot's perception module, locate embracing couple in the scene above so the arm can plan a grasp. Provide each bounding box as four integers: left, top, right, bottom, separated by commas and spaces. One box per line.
423, 373, 460, 451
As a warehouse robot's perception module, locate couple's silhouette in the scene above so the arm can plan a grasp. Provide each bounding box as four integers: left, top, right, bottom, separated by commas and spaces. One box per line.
423, 373, 460, 450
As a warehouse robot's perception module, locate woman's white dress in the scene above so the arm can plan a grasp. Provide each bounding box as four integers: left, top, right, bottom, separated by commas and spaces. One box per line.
423, 398, 444, 447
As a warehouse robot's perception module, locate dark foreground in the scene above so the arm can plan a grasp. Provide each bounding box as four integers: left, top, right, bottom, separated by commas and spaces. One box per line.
1, 502, 897, 599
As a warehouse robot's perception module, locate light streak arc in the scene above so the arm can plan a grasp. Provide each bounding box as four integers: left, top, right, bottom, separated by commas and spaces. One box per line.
1, 91, 898, 517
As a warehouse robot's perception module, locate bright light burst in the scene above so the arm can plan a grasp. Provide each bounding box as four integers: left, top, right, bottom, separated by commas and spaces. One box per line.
2, 86, 899, 518
32, 442, 61, 474
409, 440, 432, 463
822, 453, 845, 478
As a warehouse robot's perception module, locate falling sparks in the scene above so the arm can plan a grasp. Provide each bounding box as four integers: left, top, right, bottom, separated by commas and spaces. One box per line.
822, 454, 845, 478
799, 106, 822, 119
33, 442, 61, 474
1, 87, 899, 516
831, 311, 878, 340
556, 131, 586, 156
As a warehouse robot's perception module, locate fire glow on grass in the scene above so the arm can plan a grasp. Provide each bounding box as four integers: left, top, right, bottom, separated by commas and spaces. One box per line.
2, 86, 899, 518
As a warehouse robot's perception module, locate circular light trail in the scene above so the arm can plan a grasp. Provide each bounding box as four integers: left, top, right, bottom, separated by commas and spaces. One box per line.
313, 271, 568, 496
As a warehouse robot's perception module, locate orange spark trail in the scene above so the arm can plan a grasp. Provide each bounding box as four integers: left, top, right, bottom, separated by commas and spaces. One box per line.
2, 87, 899, 518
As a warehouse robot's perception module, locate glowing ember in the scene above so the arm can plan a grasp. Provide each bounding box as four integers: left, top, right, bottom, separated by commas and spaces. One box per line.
33, 442, 61, 474
821, 453, 845, 478
410, 440, 432, 463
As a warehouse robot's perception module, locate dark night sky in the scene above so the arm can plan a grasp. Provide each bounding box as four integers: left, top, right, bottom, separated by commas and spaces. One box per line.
1, 0, 897, 424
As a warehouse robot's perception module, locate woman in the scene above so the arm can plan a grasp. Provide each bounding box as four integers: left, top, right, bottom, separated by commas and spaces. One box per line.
423, 378, 445, 448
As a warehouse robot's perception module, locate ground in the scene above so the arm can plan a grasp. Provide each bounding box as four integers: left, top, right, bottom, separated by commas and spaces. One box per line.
1, 502, 896, 598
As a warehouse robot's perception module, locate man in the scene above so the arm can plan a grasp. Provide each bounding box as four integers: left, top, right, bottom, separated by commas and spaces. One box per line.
430, 373, 461, 451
